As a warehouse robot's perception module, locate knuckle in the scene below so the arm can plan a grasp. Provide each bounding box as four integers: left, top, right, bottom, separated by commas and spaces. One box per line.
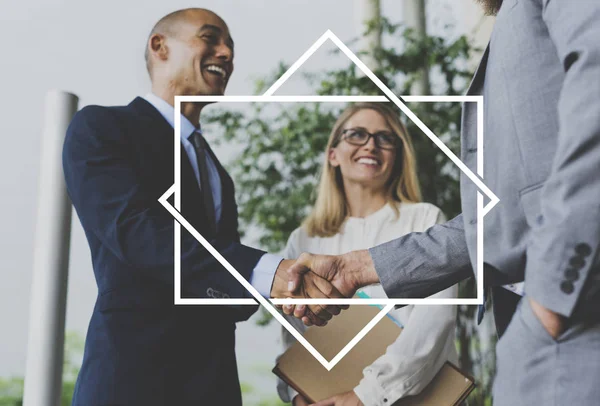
319, 308, 333, 320
329, 306, 341, 315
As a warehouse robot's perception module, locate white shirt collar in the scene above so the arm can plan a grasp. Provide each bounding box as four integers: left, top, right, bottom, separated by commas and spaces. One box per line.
142, 93, 199, 141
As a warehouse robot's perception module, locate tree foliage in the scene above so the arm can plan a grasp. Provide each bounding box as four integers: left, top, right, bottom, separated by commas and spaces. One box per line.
0, 331, 84, 406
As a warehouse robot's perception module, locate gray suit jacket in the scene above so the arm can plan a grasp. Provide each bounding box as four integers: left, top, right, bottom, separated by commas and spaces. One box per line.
370, 0, 600, 318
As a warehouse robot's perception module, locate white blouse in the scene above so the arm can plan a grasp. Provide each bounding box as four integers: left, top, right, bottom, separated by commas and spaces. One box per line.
277, 202, 458, 406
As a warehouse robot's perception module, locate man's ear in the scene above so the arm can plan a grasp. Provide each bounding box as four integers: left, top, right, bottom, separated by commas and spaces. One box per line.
149, 33, 169, 62
328, 148, 340, 167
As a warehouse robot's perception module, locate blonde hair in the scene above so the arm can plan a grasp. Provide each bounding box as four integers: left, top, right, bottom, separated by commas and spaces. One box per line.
303, 103, 422, 237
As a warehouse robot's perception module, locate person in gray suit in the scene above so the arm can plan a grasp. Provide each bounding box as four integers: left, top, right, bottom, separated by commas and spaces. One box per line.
284, 0, 600, 404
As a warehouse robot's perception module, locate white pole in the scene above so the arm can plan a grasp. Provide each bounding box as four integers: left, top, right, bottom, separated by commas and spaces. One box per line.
403, 0, 431, 95
23, 90, 79, 406
354, 0, 382, 71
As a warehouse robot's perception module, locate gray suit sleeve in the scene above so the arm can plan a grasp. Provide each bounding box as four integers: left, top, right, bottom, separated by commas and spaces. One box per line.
524, 0, 600, 317
369, 214, 472, 298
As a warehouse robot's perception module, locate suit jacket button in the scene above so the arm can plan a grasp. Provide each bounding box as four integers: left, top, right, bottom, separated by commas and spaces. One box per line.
575, 243, 592, 257
564, 268, 579, 281
560, 281, 574, 294
569, 256, 585, 269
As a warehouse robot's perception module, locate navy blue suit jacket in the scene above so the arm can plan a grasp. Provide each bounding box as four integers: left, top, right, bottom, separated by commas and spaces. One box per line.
63, 97, 263, 405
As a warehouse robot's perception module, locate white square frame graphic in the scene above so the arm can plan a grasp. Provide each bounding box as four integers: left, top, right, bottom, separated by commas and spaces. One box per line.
156, 30, 499, 370
159, 94, 491, 308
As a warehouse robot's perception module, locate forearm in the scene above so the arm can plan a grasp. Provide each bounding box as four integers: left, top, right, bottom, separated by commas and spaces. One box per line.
369, 214, 472, 298
527, 0, 600, 316
76, 187, 264, 295
95, 207, 264, 296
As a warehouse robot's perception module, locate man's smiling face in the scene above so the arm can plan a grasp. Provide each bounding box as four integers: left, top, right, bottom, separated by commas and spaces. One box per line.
163, 9, 234, 96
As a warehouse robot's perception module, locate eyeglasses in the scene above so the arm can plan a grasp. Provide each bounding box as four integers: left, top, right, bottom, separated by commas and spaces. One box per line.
340, 128, 401, 150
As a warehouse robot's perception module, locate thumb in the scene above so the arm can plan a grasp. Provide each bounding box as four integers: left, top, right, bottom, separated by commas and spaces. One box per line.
287, 253, 312, 293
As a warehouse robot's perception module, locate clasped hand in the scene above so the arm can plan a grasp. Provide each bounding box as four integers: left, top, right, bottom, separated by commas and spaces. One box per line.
270, 251, 378, 326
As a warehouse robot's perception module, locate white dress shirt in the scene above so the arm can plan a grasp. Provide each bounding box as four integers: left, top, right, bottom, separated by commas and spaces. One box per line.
278, 202, 459, 406
143, 93, 281, 297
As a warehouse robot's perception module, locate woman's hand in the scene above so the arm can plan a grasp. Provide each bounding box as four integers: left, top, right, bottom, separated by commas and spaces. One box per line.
311, 390, 364, 406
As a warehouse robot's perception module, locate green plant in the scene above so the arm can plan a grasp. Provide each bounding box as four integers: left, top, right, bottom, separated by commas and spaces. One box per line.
0, 331, 84, 406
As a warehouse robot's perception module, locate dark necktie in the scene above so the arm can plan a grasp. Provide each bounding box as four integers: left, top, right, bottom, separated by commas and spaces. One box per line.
189, 131, 217, 235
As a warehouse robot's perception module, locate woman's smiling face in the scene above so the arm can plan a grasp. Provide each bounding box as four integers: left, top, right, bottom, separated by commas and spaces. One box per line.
329, 108, 399, 191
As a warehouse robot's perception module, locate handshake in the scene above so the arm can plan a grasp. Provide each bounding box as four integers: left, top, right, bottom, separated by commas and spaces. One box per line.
269, 250, 380, 326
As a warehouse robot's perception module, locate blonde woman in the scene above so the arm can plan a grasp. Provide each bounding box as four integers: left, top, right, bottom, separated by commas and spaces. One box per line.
277, 103, 458, 406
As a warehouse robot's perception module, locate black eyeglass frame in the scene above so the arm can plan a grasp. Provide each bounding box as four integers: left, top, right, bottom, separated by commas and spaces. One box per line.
339, 128, 402, 150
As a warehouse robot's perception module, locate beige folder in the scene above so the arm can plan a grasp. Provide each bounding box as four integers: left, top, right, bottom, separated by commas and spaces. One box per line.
273, 305, 475, 405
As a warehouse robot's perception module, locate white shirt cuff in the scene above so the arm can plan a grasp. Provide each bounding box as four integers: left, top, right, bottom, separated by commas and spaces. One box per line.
249, 253, 283, 297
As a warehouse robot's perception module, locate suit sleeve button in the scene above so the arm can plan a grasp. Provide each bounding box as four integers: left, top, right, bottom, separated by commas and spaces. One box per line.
569, 256, 585, 269
564, 268, 579, 281
560, 281, 574, 294
575, 243, 592, 257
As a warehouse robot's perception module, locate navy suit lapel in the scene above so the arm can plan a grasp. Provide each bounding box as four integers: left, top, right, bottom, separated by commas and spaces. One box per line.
126, 98, 177, 203
466, 43, 489, 96
128, 97, 237, 241
128, 97, 216, 237
128, 97, 174, 138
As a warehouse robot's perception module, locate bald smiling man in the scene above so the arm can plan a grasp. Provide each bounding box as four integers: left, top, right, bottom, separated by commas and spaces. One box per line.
63, 8, 343, 405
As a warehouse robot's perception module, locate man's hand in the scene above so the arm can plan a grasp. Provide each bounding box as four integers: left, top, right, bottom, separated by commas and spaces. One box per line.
311, 390, 364, 406
287, 250, 379, 299
271, 259, 346, 326
529, 297, 566, 339
283, 251, 379, 325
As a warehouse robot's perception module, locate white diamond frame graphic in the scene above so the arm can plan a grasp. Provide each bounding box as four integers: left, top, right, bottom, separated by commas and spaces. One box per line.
157, 30, 499, 370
